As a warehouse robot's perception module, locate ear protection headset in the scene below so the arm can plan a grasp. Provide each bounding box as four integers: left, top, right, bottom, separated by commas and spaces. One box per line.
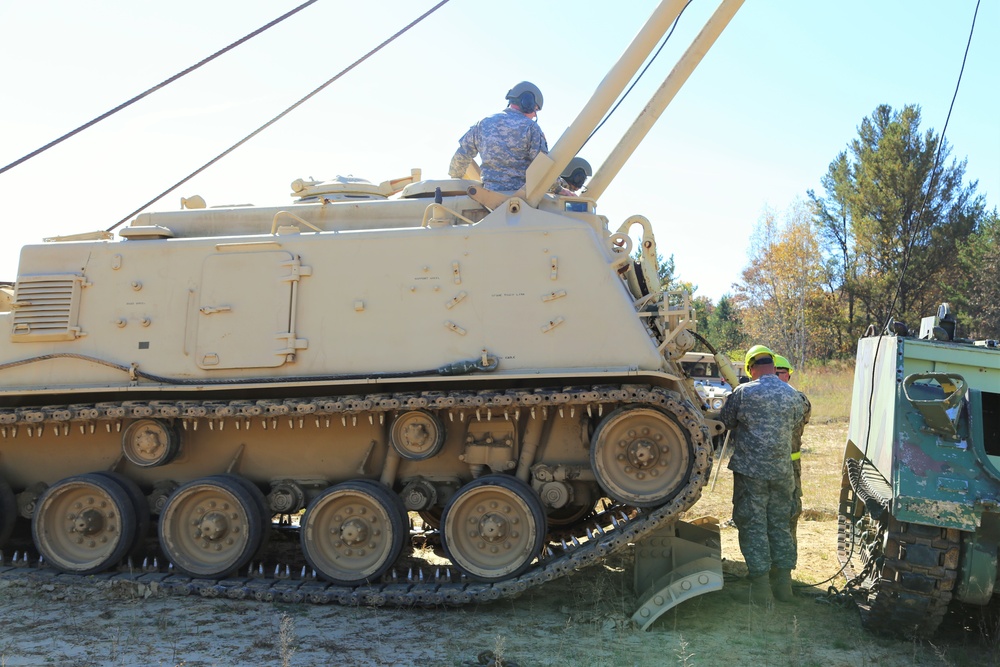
565, 168, 588, 190
505, 82, 543, 113
516, 91, 537, 113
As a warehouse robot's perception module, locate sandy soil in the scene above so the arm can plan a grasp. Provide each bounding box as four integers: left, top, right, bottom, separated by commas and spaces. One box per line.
1, 424, 998, 667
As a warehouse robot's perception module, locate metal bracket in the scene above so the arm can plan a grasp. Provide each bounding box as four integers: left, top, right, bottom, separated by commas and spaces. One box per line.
632, 518, 723, 631
466, 185, 524, 212
902, 373, 968, 437
358, 440, 376, 476
108, 454, 127, 474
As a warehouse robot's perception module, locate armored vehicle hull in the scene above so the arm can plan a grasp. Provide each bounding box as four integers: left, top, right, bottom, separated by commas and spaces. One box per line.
839, 326, 1000, 635
0, 0, 745, 605
0, 193, 714, 592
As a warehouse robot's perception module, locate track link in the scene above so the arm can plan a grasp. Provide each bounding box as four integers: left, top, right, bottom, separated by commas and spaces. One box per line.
839, 460, 960, 635
862, 518, 960, 635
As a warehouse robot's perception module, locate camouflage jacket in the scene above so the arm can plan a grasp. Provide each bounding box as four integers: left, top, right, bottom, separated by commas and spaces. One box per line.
548, 177, 578, 196
720, 374, 807, 480
792, 390, 811, 475
448, 108, 548, 191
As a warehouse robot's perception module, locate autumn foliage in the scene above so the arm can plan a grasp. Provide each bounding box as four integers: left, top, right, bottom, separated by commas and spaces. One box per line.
695, 104, 994, 365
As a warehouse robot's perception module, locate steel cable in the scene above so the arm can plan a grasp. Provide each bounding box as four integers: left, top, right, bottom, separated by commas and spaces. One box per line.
0, 0, 320, 176
105, 0, 452, 233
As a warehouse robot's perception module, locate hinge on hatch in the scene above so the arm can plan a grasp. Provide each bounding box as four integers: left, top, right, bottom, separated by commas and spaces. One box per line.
280, 258, 313, 282
277, 255, 311, 361
275, 333, 309, 361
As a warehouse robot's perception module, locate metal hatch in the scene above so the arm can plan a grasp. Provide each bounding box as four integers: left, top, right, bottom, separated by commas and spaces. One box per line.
195, 251, 310, 370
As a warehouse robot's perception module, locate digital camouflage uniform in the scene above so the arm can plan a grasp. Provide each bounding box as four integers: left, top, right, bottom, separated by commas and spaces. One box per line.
448, 108, 548, 191
719, 374, 807, 578
548, 177, 575, 195
790, 391, 812, 545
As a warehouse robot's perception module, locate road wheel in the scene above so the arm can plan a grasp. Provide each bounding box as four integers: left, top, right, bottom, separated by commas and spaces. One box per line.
32, 473, 137, 574
442, 474, 546, 581
159, 475, 263, 578
301, 480, 407, 586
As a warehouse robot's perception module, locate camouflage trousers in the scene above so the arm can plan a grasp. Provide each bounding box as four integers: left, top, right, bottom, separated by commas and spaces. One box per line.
732, 472, 797, 578
790, 461, 802, 546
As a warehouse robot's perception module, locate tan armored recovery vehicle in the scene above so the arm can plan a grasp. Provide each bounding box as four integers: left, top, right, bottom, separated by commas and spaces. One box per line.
0, 0, 743, 609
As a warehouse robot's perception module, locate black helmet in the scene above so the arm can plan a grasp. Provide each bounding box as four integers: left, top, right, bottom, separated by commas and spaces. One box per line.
505, 81, 543, 112
561, 157, 592, 190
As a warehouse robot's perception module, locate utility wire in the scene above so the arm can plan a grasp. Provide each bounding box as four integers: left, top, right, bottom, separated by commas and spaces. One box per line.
862, 0, 981, 458
579, 0, 693, 151
850, 0, 982, 592
0, 0, 320, 177
879, 0, 980, 334
106, 0, 452, 233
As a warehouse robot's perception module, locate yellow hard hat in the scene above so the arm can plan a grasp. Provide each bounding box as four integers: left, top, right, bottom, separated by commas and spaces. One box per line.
744, 344, 774, 375
773, 354, 793, 374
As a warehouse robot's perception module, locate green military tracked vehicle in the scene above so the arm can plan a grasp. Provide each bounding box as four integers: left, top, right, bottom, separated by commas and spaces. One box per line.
840, 305, 1000, 635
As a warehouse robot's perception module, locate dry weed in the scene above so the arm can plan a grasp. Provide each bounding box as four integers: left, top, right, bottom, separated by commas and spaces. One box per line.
675, 633, 694, 666
492, 634, 507, 665
278, 612, 296, 667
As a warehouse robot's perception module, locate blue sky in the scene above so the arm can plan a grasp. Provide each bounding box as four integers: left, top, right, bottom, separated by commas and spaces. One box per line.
1, 0, 996, 301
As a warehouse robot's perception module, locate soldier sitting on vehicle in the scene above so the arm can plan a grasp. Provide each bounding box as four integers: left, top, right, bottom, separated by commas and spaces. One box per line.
550, 157, 592, 196
448, 81, 548, 192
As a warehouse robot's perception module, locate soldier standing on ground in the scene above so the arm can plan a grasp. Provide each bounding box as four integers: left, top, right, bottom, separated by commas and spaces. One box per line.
719, 345, 807, 604
448, 81, 548, 192
774, 354, 811, 547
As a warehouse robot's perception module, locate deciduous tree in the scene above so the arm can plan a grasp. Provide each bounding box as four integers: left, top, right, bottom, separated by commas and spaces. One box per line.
693, 294, 744, 355
733, 201, 834, 367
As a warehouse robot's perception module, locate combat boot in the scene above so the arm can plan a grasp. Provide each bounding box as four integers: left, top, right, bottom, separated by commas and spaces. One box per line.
771, 568, 794, 602
748, 573, 773, 605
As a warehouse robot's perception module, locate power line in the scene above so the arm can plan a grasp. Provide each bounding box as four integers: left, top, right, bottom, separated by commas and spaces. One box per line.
848, 0, 983, 598
861, 0, 981, 455
863, 0, 981, 464
106, 0, 452, 233
0, 0, 320, 177
580, 0, 693, 151
879, 0, 981, 333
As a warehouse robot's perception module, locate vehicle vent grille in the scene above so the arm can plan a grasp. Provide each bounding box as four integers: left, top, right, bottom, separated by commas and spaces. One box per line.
10, 274, 88, 342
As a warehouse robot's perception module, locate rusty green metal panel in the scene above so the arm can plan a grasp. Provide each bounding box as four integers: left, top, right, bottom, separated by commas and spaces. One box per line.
902, 338, 1000, 394
848, 335, 1000, 532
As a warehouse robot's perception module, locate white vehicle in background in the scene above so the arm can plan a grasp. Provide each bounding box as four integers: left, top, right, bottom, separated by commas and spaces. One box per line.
680, 351, 732, 410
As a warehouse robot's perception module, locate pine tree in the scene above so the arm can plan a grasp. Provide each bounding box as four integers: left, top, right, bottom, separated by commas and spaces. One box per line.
808, 104, 985, 336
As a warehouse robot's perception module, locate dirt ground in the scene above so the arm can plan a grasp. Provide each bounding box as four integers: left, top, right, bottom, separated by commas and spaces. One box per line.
1, 423, 998, 667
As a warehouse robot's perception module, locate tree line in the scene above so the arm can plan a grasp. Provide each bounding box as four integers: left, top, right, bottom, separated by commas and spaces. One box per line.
670, 103, 997, 366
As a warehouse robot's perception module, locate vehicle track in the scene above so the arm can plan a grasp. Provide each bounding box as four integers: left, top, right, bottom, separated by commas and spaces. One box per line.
0, 383, 712, 607
839, 459, 960, 635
